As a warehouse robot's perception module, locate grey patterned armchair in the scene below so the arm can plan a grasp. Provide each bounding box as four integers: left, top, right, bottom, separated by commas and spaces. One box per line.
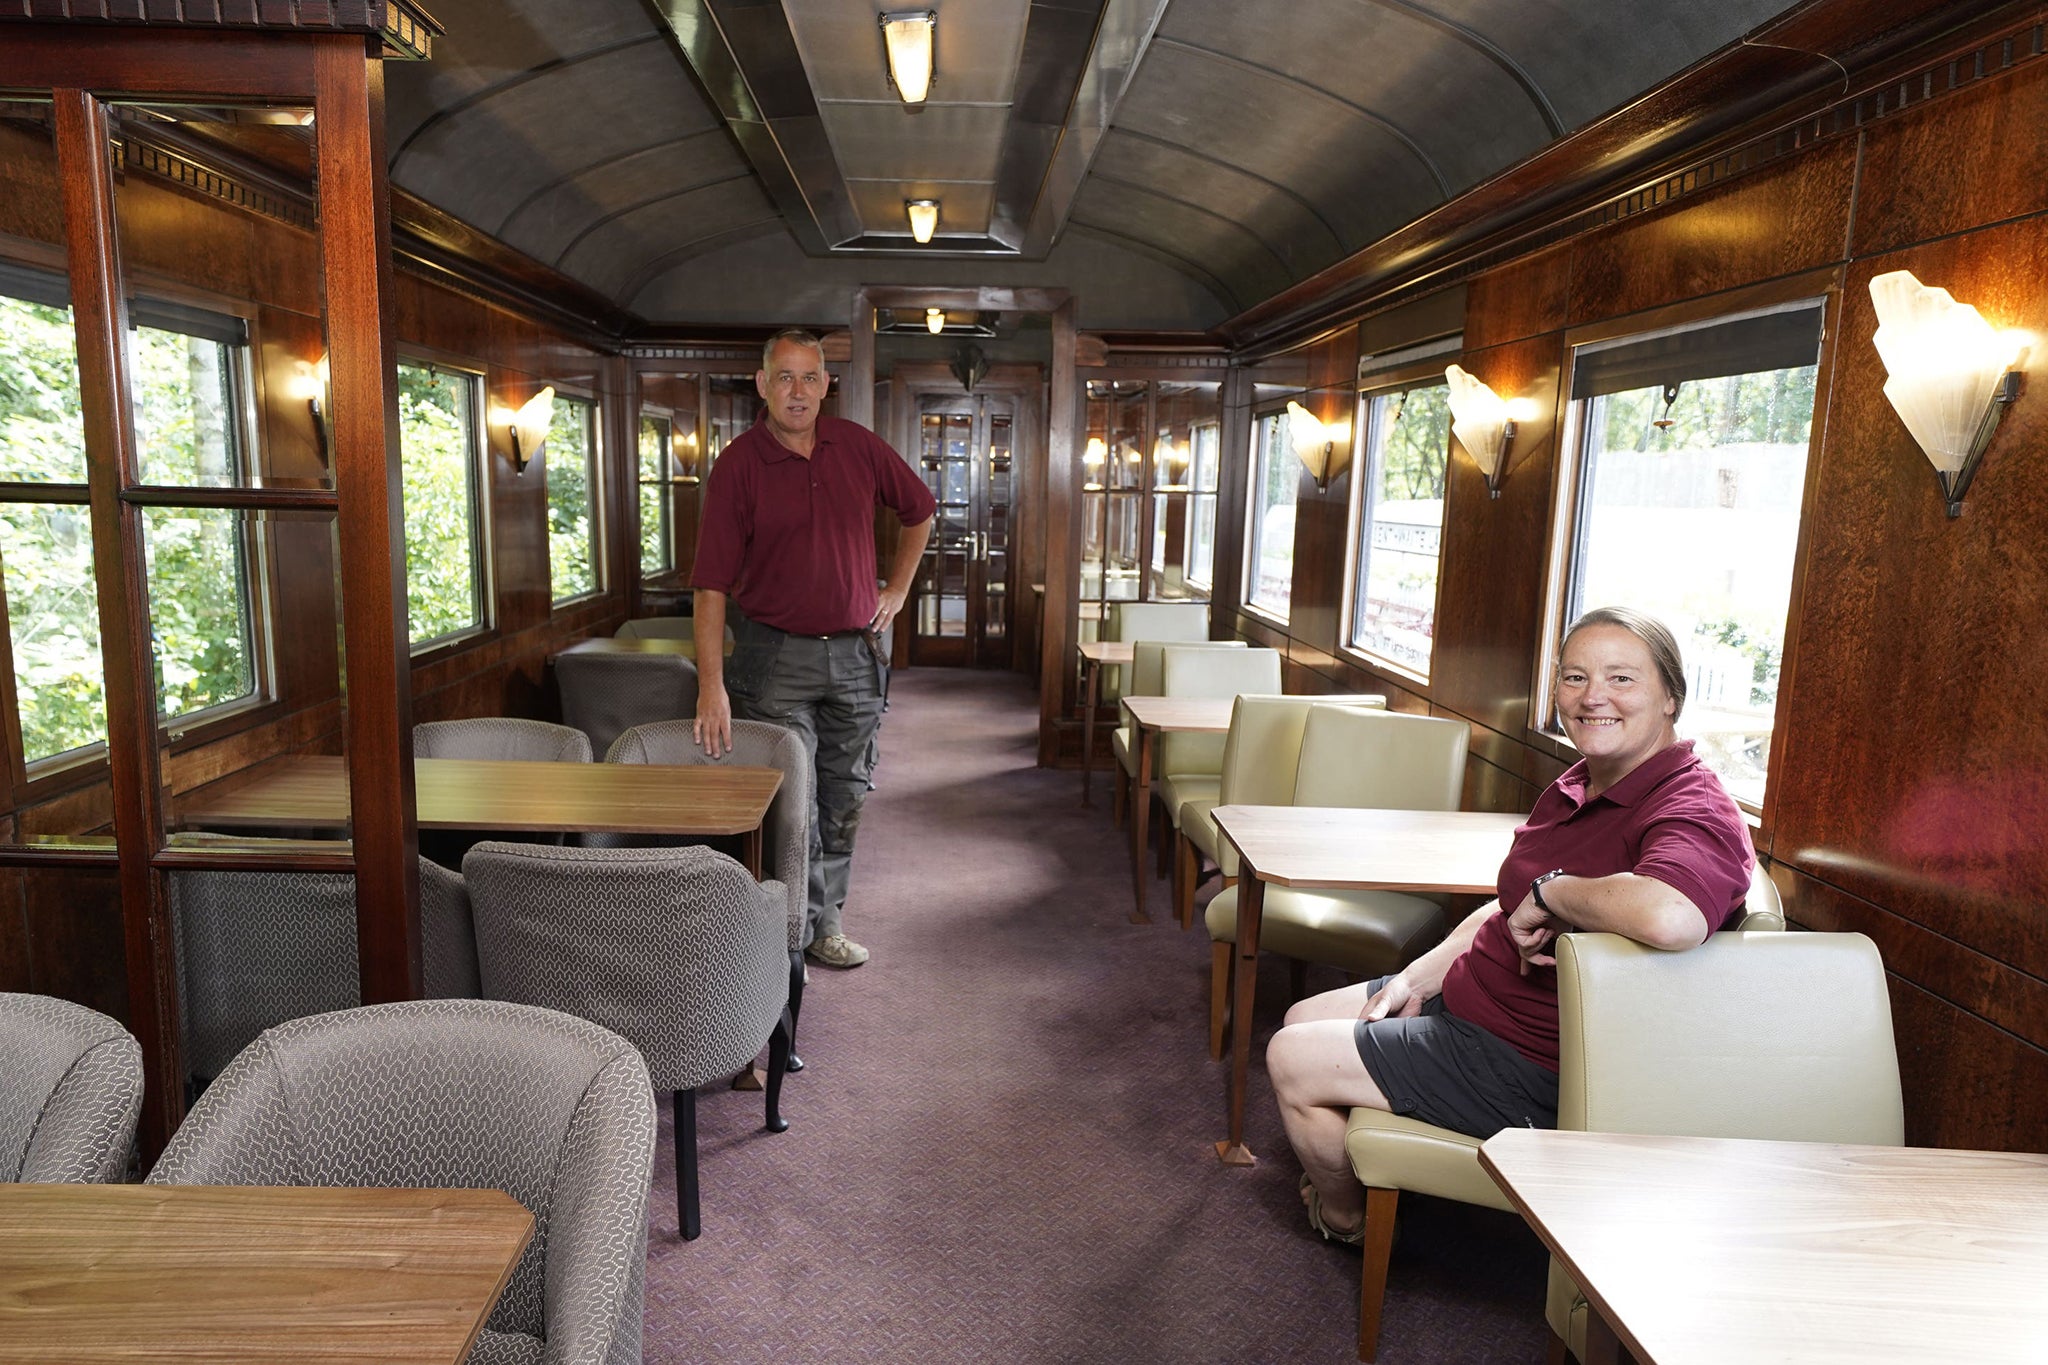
415, 717, 593, 763
172, 859, 480, 1082
0, 993, 142, 1183
605, 719, 811, 1067
464, 841, 790, 1241
554, 652, 698, 762
147, 999, 655, 1365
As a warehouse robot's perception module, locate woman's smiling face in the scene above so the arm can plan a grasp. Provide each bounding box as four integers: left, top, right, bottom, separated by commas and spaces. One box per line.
1555, 623, 1679, 785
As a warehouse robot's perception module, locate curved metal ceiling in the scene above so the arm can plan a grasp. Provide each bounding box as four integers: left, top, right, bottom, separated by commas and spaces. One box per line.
383, 0, 1805, 331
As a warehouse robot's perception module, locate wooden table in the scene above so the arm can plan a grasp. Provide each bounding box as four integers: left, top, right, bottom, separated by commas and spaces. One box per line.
179, 756, 783, 876
1209, 804, 1523, 1163
1076, 640, 1134, 804
1479, 1128, 2048, 1365
0, 1183, 533, 1365
1121, 694, 1235, 924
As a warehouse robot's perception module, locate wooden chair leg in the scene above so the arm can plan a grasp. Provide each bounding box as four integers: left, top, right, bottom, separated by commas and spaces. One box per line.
1175, 833, 1197, 929
1155, 796, 1173, 879
675, 1088, 700, 1241
765, 1010, 792, 1133
1209, 939, 1233, 1060
1358, 1185, 1399, 1361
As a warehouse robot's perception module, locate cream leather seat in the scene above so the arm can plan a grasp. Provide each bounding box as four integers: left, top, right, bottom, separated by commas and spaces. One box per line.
1172, 693, 1385, 939
1539, 924, 1899, 1363
1338, 864, 1818, 1362
1205, 706, 1467, 1046
1137, 647, 1282, 877
1101, 600, 1209, 702
1109, 639, 1246, 824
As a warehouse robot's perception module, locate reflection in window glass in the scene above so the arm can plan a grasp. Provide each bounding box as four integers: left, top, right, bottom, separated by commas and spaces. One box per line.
1245, 411, 1297, 619
1568, 363, 1817, 808
142, 507, 254, 721
398, 363, 483, 645
638, 413, 672, 577
548, 395, 600, 603
132, 324, 241, 486
1351, 383, 1450, 678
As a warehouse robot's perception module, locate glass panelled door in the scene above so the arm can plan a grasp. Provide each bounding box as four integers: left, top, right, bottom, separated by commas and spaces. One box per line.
911, 394, 1013, 666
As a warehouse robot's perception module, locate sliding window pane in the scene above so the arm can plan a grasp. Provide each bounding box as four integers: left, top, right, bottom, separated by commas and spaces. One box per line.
0, 502, 105, 764
0, 284, 88, 483
1351, 382, 1450, 678
638, 412, 672, 577
398, 362, 484, 646
1246, 411, 1297, 619
141, 507, 255, 722
548, 395, 600, 604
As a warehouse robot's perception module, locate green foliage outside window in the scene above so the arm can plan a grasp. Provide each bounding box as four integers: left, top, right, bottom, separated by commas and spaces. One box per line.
547, 396, 597, 602
398, 363, 482, 643
0, 292, 256, 763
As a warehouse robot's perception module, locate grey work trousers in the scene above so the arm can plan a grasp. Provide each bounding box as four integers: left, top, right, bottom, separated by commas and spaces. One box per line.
726, 615, 886, 946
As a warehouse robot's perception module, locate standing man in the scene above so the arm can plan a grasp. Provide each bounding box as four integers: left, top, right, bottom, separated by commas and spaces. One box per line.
691, 329, 936, 968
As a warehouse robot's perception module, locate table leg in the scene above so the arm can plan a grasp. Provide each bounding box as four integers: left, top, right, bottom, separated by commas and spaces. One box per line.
1217, 871, 1262, 1165
1129, 727, 1154, 925
1582, 1307, 1631, 1365
1081, 659, 1100, 804
742, 827, 763, 881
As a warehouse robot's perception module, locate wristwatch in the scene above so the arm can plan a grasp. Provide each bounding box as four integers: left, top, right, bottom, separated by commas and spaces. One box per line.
1530, 868, 1567, 911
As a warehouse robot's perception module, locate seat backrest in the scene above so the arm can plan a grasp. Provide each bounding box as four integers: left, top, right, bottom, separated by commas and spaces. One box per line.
1127, 637, 1243, 700
1555, 931, 1904, 1145
604, 719, 811, 948
414, 717, 591, 763
1156, 646, 1283, 776
1736, 858, 1784, 930
0, 992, 142, 1183
554, 652, 698, 760
464, 842, 788, 1093
1292, 707, 1468, 812
1217, 694, 1388, 807
1108, 600, 1208, 644
419, 858, 480, 1000
147, 998, 655, 1361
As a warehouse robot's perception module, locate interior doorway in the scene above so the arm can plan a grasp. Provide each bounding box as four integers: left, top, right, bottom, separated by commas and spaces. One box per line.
910, 392, 1014, 666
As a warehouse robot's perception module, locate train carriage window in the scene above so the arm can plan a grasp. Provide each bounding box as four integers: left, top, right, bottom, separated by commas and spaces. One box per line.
1244, 409, 1297, 621
1347, 380, 1451, 680
547, 393, 602, 604
1183, 419, 1220, 595
638, 411, 674, 578
0, 264, 263, 768
398, 360, 486, 647
1552, 300, 1825, 810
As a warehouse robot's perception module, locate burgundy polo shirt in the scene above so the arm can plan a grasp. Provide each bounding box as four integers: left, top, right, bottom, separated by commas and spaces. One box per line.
1441, 740, 1753, 1071
692, 414, 936, 636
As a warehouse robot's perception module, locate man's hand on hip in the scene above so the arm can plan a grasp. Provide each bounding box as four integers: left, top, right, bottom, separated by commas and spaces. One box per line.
694, 681, 733, 757
870, 582, 909, 638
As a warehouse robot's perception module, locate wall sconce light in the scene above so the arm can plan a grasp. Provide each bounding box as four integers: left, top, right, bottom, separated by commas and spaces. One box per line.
1285, 400, 1349, 492
501, 385, 555, 476
881, 10, 935, 105
925, 307, 946, 334
1444, 364, 1520, 499
1869, 269, 2030, 517
906, 199, 940, 244
674, 427, 701, 481
289, 352, 330, 468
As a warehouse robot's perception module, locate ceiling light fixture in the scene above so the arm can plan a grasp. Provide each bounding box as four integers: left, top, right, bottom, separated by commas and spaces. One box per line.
906, 198, 939, 244
1869, 269, 2030, 517
926, 307, 946, 334
881, 10, 936, 105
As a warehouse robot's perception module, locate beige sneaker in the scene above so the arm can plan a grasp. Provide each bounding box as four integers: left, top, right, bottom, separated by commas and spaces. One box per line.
805, 933, 869, 968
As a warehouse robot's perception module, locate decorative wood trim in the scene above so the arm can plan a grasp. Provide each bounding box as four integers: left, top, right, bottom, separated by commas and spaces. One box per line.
0, 1, 444, 60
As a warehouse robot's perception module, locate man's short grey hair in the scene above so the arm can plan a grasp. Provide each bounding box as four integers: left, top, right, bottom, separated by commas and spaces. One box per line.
761, 328, 825, 372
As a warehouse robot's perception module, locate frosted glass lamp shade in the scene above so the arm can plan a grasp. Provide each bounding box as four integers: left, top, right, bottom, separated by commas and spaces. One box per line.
1869, 271, 2025, 518
1444, 364, 1514, 496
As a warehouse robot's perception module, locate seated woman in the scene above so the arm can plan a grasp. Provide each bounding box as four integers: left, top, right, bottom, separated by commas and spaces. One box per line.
1266, 606, 1754, 1243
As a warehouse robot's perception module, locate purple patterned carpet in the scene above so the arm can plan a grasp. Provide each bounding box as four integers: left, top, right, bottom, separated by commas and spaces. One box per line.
642, 668, 1551, 1363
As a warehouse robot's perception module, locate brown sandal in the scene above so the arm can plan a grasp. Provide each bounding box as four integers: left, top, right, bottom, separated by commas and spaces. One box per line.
1300, 1172, 1365, 1246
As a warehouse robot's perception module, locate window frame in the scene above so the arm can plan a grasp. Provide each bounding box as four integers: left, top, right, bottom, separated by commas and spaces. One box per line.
1242, 402, 1298, 625
635, 403, 679, 585
0, 254, 279, 792
1530, 273, 1838, 823
544, 383, 605, 609
395, 350, 492, 657
1339, 357, 1457, 685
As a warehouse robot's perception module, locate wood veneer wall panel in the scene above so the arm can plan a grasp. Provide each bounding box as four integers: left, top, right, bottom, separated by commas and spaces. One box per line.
1852, 58, 2048, 257
1770, 215, 2048, 977
1426, 335, 1562, 739
22, 868, 126, 1024
1462, 245, 1571, 351
1567, 142, 1858, 326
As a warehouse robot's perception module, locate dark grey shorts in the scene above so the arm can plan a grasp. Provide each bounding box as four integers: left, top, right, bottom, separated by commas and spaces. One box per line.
1353, 976, 1560, 1139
